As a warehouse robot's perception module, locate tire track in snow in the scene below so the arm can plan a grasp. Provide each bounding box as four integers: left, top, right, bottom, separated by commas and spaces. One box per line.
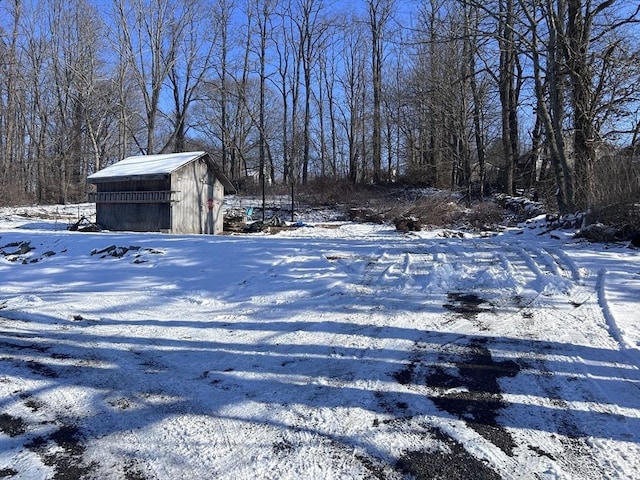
596, 269, 632, 351
505, 328, 637, 478
496, 244, 640, 477
504, 244, 598, 323
522, 244, 631, 356
386, 239, 639, 478
518, 246, 574, 296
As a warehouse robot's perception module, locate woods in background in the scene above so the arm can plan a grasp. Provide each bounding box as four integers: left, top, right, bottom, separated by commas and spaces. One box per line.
1, 0, 639, 221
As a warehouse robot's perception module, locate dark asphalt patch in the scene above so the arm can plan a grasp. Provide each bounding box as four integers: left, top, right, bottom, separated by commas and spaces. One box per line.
396, 426, 502, 480
444, 293, 493, 317
391, 335, 522, 478
427, 338, 520, 455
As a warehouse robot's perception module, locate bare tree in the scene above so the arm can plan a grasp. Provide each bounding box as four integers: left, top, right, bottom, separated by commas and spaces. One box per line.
3, 0, 640, 208
113, 0, 185, 154
367, 0, 394, 184
273, 1, 296, 184
291, 0, 330, 184
462, 0, 488, 198
165, 0, 216, 153
518, 0, 575, 212
215, 0, 235, 177
19, 1, 53, 203
405, 0, 456, 188
319, 37, 341, 178
498, 0, 521, 195
563, 0, 640, 210
337, 17, 368, 184
518, 0, 640, 213
0, 0, 24, 202
251, 0, 276, 218
46, 0, 105, 203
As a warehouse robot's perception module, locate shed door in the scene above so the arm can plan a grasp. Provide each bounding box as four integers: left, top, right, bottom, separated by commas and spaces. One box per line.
204, 177, 224, 234
205, 176, 215, 234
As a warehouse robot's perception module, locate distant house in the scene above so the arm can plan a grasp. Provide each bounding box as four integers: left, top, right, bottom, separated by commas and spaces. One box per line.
87, 151, 235, 234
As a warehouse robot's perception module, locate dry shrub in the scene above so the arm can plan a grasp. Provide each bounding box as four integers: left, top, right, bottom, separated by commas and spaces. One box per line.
0, 180, 31, 207
464, 201, 506, 230
591, 154, 640, 229
398, 191, 466, 227
298, 178, 385, 207
288, 181, 505, 229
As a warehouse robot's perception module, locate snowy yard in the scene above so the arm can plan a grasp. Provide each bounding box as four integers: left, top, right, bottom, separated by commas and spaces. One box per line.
1, 202, 639, 479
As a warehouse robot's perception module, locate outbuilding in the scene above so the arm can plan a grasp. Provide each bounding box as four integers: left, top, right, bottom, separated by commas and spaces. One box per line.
87, 151, 235, 234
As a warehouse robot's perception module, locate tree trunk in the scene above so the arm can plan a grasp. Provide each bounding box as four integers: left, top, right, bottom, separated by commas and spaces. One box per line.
498, 0, 518, 196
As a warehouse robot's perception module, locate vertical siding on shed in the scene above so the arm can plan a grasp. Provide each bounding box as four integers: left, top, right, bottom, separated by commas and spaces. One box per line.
211, 176, 225, 234
202, 172, 225, 234
170, 159, 209, 234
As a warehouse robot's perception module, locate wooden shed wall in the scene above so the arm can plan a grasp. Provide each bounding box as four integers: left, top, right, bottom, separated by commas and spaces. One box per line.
95, 178, 171, 232
171, 158, 204, 234
96, 202, 171, 232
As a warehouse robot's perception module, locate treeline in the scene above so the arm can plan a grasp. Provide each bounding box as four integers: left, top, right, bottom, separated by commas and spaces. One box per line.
1, 0, 639, 218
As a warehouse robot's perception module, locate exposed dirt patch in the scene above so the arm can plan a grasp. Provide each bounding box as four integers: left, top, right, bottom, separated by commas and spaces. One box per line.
0, 413, 27, 437
315, 224, 342, 229
25, 359, 58, 378
352, 452, 395, 480
272, 437, 296, 455
25, 425, 97, 480
123, 460, 149, 480
21, 395, 45, 412
528, 444, 556, 461
392, 362, 415, 385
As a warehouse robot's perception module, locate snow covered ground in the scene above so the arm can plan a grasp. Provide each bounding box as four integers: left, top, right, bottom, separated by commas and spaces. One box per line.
0, 200, 639, 479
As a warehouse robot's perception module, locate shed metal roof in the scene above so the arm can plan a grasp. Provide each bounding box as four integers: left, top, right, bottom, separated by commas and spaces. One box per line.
87, 151, 208, 181
87, 151, 236, 193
